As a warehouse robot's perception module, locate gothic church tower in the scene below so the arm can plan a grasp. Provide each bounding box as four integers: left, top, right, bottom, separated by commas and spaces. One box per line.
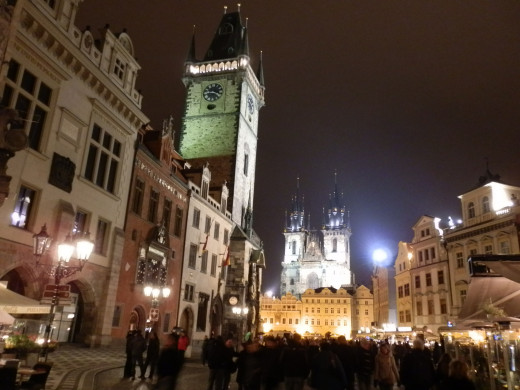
281, 176, 354, 297
179, 7, 265, 227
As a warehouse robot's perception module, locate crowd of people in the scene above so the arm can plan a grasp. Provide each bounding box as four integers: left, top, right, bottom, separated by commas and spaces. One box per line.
123, 328, 190, 389
122, 329, 477, 390
202, 333, 476, 390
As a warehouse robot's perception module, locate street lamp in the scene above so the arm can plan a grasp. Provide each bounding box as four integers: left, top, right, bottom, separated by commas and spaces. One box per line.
33, 224, 94, 360
143, 284, 170, 324
232, 307, 249, 316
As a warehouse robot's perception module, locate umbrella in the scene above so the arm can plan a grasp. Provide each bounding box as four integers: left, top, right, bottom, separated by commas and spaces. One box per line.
0, 309, 15, 325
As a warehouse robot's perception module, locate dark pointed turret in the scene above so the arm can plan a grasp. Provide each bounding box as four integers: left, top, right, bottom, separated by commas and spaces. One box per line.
257, 51, 265, 87
324, 172, 348, 230
203, 11, 247, 61
287, 177, 305, 232
186, 27, 197, 63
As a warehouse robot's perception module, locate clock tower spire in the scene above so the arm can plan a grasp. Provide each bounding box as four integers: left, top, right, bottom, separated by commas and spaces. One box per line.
179, 8, 265, 227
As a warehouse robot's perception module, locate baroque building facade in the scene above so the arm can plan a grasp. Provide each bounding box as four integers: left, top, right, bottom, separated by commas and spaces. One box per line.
280, 177, 354, 297
0, 0, 148, 346
260, 286, 373, 338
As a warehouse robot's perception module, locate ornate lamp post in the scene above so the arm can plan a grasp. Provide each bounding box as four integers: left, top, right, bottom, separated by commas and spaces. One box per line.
143, 284, 171, 324
33, 224, 94, 359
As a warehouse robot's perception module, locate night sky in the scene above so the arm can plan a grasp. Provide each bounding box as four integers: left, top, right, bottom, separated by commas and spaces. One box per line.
76, 1, 520, 293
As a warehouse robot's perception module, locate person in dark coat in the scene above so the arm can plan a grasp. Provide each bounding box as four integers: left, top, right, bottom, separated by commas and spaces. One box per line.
279, 333, 310, 390
236, 340, 262, 390
435, 353, 452, 389
309, 342, 347, 390
123, 330, 135, 379
260, 336, 283, 390
156, 333, 182, 390
213, 337, 237, 390
400, 338, 435, 390
443, 359, 476, 390
131, 330, 147, 380
333, 336, 356, 390
356, 338, 376, 390
143, 331, 160, 379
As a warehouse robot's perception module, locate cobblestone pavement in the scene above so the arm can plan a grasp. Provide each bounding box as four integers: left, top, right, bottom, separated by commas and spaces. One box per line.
45, 344, 317, 390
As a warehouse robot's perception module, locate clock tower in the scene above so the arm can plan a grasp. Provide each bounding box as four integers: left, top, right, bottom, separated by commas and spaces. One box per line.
179, 8, 265, 227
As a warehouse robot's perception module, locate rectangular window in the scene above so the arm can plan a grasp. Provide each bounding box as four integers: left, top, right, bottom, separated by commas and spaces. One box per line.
500, 241, 510, 254
84, 124, 121, 194
148, 189, 159, 223
192, 208, 200, 228
416, 301, 423, 316
73, 210, 89, 236
163, 199, 172, 232
460, 289, 467, 305
223, 229, 229, 245
214, 222, 220, 240
426, 273, 432, 287
430, 247, 436, 259
2, 60, 53, 151
405, 310, 411, 322
196, 293, 209, 331
415, 275, 421, 288
438, 270, 445, 285
484, 244, 493, 254
440, 299, 447, 314
174, 206, 183, 237
132, 179, 144, 215
427, 300, 434, 315
398, 286, 403, 298
162, 313, 171, 333
204, 216, 212, 234
184, 284, 194, 301
404, 283, 410, 296
418, 251, 423, 262
211, 254, 217, 276
201, 251, 208, 273
188, 244, 197, 269
113, 57, 126, 80
399, 311, 404, 322
364, 310, 368, 315
95, 219, 109, 255
244, 153, 249, 176
424, 249, 429, 261
456, 252, 464, 268
11, 185, 36, 229
282, 318, 286, 324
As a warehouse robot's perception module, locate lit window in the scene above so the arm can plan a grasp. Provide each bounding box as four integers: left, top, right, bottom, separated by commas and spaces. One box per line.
11, 185, 36, 229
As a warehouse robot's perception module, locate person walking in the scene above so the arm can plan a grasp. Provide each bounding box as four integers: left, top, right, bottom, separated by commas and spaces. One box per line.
214, 337, 237, 390
400, 338, 435, 390
143, 331, 160, 380
206, 335, 224, 390
443, 360, 476, 390
156, 333, 182, 390
374, 343, 400, 390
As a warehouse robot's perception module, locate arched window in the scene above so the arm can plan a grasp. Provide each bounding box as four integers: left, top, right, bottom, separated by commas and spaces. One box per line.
468, 202, 475, 218
332, 238, 337, 252
482, 196, 490, 213
219, 23, 234, 35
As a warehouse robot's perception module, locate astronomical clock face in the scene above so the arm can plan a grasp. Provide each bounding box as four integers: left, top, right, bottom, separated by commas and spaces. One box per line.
203, 83, 224, 101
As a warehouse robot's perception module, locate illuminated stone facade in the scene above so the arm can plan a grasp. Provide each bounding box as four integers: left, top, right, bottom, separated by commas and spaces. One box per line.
281, 178, 354, 297
260, 285, 373, 338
